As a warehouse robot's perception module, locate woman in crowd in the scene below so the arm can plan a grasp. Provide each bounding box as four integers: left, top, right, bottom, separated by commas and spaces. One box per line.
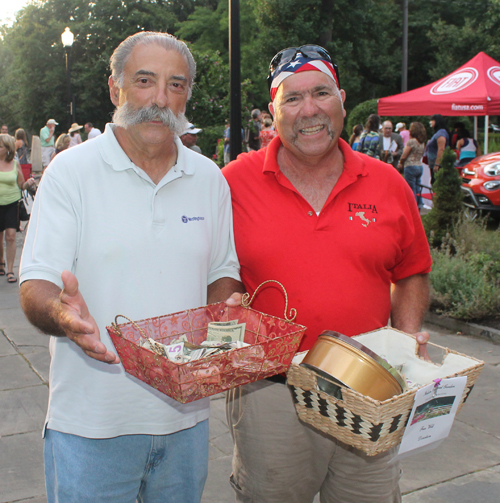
0, 134, 35, 283
15, 129, 29, 164
50, 134, 71, 161
427, 114, 449, 174
259, 117, 277, 149
349, 124, 363, 151
68, 123, 83, 148
397, 122, 427, 206
357, 114, 380, 159
455, 129, 481, 170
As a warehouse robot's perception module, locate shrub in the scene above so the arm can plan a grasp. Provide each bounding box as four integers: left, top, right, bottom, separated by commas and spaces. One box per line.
429, 219, 500, 320
422, 147, 462, 247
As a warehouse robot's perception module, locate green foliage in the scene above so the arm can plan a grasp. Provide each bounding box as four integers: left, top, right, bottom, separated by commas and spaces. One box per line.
346, 99, 378, 135
429, 220, 500, 321
0, 0, 179, 134
196, 124, 224, 163
422, 148, 462, 247
1, 0, 500, 146
428, 1, 500, 82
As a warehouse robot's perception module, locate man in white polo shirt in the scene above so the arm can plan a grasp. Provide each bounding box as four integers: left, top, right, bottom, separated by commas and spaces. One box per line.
84, 121, 101, 139
19, 31, 242, 503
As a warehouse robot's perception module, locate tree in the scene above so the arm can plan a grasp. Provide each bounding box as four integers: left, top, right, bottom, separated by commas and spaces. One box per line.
422, 147, 463, 248
0, 0, 178, 133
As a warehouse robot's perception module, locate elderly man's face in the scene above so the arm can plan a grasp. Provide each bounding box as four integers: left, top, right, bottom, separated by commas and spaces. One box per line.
109, 43, 190, 144
269, 71, 346, 161
84, 124, 91, 133
383, 122, 393, 138
0, 125, 8, 134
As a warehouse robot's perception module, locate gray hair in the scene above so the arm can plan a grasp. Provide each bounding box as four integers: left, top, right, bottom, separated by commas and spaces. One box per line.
110, 32, 196, 94
251, 109, 261, 119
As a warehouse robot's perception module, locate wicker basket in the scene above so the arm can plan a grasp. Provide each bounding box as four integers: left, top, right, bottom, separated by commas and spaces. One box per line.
287, 327, 484, 456
107, 281, 306, 404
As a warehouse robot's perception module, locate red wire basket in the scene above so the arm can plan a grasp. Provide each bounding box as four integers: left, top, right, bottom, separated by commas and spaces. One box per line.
107, 281, 306, 403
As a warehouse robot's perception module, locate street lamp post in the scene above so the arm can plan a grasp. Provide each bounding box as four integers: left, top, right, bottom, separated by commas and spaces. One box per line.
61, 27, 75, 128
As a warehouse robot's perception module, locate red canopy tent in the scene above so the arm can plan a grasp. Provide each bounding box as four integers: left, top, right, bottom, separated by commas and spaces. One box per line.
378, 52, 500, 151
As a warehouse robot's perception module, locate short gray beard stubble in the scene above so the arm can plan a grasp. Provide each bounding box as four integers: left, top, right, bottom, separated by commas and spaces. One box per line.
112, 102, 188, 136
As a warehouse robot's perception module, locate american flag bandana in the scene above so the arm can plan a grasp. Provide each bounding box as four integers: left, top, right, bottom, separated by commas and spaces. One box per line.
269, 56, 340, 101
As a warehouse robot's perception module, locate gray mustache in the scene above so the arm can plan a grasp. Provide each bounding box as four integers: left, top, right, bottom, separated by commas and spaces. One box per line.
112, 103, 187, 136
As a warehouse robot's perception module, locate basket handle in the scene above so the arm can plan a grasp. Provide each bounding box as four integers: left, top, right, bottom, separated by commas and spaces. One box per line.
241, 280, 297, 322
112, 315, 149, 340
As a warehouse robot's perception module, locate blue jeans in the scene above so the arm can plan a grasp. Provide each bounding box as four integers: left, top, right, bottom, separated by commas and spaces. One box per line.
404, 165, 423, 207
44, 420, 209, 503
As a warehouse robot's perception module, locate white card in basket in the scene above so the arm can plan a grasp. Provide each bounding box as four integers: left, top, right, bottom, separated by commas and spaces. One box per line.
395, 375, 467, 460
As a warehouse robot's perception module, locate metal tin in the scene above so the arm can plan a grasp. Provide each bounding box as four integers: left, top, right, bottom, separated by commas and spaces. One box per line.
301, 331, 406, 401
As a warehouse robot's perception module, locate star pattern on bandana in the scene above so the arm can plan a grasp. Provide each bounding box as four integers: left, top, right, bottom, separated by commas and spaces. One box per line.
270, 55, 339, 100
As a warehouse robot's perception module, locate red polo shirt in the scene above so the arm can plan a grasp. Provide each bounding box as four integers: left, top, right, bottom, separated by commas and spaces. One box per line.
223, 137, 432, 351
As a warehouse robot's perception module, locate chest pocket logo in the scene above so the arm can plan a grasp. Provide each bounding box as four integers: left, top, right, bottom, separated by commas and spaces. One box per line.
348, 211, 376, 227
182, 215, 205, 223
356, 211, 371, 227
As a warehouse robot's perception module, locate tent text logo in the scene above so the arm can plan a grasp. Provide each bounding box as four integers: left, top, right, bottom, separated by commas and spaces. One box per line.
430, 68, 478, 95
487, 66, 500, 87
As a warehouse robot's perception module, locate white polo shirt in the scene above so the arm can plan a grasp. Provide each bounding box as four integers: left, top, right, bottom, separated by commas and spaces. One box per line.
20, 123, 240, 439
87, 127, 101, 139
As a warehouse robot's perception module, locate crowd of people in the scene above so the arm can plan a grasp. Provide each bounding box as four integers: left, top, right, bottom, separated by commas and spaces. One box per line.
350, 113, 481, 207
221, 108, 278, 165
0, 120, 102, 284
0, 32, 483, 503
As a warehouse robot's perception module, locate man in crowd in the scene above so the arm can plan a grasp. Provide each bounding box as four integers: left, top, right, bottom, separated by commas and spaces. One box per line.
20, 31, 242, 503
246, 108, 261, 151
39, 118, 58, 168
1, 124, 8, 134
84, 121, 101, 139
379, 120, 404, 168
223, 45, 432, 503
180, 122, 202, 153
396, 122, 410, 146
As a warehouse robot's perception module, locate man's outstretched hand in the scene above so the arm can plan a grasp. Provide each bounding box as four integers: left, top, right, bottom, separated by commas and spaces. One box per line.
59, 270, 120, 364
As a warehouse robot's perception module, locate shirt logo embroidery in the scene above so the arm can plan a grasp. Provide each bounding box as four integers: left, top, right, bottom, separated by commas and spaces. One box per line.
182, 215, 205, 223
347, 202, 378, 214
355, 211, 371, 227
347, 202, 377, 227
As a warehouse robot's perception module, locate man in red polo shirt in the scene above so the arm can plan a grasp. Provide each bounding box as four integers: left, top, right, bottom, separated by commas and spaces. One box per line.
223, 45, 432, 503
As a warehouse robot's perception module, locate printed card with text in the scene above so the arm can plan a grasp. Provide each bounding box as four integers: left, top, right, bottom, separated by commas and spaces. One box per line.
395, 376, 467, 460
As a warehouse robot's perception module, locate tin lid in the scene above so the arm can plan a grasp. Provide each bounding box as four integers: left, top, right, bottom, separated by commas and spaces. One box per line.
320, 331, 407, 392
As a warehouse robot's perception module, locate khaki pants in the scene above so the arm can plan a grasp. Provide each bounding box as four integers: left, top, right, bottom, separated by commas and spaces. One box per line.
226, 380, 402, 503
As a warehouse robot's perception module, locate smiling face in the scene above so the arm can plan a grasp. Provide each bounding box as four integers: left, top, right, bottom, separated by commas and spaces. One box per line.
109, 43, 190, 145
269, 71, 346, 162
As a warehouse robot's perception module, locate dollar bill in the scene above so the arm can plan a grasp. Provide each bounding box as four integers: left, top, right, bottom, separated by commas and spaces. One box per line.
206, 322, 246, 343
207, 320, 238, 328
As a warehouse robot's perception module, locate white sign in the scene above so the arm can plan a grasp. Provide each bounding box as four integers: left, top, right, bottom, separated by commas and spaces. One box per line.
395, 376, 467, 460
430, 68, 478, 95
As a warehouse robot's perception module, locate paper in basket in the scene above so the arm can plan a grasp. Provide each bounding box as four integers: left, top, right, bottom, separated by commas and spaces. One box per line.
107, 280, 306, 404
